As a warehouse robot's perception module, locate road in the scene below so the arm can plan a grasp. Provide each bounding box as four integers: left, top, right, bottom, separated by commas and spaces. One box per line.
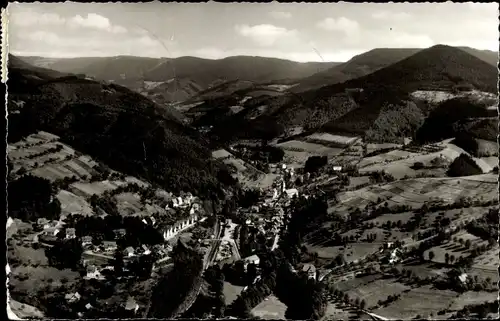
179, 216, 223, 317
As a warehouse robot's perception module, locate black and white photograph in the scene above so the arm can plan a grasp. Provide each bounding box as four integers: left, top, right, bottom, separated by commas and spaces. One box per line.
4, 2, 499, 320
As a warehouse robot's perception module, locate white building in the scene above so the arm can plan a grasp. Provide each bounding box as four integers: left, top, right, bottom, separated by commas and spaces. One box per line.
64, 292, 81, 303
285, 188, 299, 199
333, 166, 342, 172
302, 264, 317, 280
243, 254, 260, 270
125, 297, 140, 314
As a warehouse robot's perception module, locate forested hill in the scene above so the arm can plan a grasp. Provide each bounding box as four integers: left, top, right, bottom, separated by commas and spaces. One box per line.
7, 54, 238, 200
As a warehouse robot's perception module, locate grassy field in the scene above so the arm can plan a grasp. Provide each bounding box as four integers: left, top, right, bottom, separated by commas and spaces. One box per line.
346, 278, 411, 308
323, 302, 373, 320
115, 192, 144, 215
305, 133, 359, 146
276, 140, 343, 156
9, 299, 45, 319
57, 190, 94, 216
424, 231, 488, 264
472, 246, 499, 271
307, 243, 380, 263
333, 175, 497, 214
211, 149, 232, 159
373, 285, 459, 319
476, 139, 498, 157
251, 295, 287, 320
223, 281, 244, 305
449, 291, 498, 311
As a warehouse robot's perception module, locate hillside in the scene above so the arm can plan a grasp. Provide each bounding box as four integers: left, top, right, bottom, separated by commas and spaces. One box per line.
7, 55, 238, 200
292, 48, 422, 93
206, 45, 498, 144
19, 55, 338, 103
292, 46, 498, 93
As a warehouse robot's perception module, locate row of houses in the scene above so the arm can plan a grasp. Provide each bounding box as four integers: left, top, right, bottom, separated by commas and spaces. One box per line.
162, 213, 202, 241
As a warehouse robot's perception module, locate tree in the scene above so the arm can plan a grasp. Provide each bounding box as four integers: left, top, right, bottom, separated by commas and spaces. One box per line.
464, 240, 471, 249
445, 253, 450, 265
450, 255, 455, 264
428, 251, 435, 262
360, 299, 366, 309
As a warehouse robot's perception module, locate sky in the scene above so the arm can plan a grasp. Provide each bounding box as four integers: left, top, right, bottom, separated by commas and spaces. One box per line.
6, 1, 499, 62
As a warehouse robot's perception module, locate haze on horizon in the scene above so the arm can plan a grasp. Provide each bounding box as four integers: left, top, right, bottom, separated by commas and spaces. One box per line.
7, 2, 499, 63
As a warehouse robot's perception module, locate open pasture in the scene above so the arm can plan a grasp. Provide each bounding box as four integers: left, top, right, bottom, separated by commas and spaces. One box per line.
476, 139, 498, 157
480, 156, 498, 168
56, 190, 94, 216
333, 176, 497, 214
223, 281, 244, 305
424, 231, 487, 264
69, 180, 124, 197
115, 192, 144, 215
34, 131, 60, 142
61, 159, 92, 178
305, 133, 359, 146
212, 149, 232, 159
372, 285, 459, 319
9, 299, 45, 319
472, 247, 499, 271
366, 143, 402, 155
307, 243, 380, 263
324, 302, 373, 320
346, 278, 411, 308
449, 291, 498, 311
281, 150, 312, 167
276, 140, 343, 156
330, 274, 382, 293
250, 295, 287, 320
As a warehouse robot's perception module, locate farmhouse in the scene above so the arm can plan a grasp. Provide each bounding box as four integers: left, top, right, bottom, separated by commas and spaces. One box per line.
102, 241, 117, 252
285, 188, 299, 199
123, 247, 135, 257
64, 292, 81, 303
302, 264, 317, 280
125, 297, 140, 314
65, 228, 76, 239
113, 229, 126, 239
243, 254, 260, 270
333, 166, 342, 172
81, 235, 93, 247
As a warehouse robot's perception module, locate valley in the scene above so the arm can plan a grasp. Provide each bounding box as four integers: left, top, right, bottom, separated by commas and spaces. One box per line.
6, 4, 499, 319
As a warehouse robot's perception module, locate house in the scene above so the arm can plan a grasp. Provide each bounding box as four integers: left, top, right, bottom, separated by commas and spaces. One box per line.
302, 264, 317, 280
141, 244, 151, 255
243, 254, 260, 270
37, 218, 50, 226
125, 297, 140, 314
84, 265, 105, 280
113, 229, 126, 239
64, 292, 81, 303
102, 241, 117, 252
333, 166, 342, 172
65, 228, 76, 239
458, 273, 468, 284
85, 303, 94, 310
189, 203, 201, 215
123, 246, 135, 257
81, 236, 93, 247
285, 188, 299, 199
142, 216, 156, 226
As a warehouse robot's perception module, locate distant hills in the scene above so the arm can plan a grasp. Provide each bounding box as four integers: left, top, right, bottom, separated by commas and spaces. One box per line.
291, 46, 498, 93
202, 45, 498, 144
19, 55, 339, 103
7, 54, 238, 200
